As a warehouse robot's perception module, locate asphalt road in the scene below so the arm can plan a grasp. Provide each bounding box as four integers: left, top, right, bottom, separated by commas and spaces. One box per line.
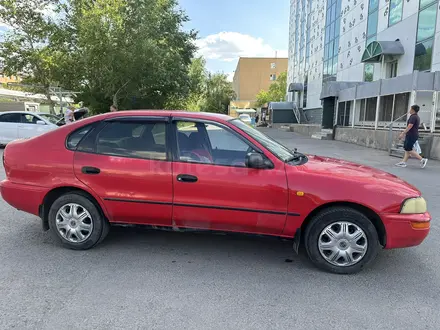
1, 129, 439, 330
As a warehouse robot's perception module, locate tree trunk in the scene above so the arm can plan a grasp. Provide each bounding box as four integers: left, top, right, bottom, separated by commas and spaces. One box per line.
45, 91, 56, 114
112, 93, 118, 108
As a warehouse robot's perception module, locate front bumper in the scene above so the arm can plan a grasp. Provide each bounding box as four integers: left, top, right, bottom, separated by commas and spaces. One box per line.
381, 212, 431, 249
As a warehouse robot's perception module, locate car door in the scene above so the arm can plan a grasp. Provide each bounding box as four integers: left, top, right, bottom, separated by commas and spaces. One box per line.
171, 118, 289, 235
72, 117, 173, 226
0, 113, 20, 144
17, 113, 52, 139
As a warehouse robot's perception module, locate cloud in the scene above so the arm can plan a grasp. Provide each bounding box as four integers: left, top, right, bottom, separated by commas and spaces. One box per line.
226, 72, 234, 82
195, 32, 287, 62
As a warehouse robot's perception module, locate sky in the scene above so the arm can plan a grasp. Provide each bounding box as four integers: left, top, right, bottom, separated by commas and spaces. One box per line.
178, 0, 290, 80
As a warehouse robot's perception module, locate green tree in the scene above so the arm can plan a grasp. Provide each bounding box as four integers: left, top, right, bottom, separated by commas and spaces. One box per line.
255, 90, 270, 107
255, 71, 287, 107
0, 0, 67, 113
166, 58, 235, 114
201, 72, 235, 114
166, 56, 207, 111
65, 0, 197, 113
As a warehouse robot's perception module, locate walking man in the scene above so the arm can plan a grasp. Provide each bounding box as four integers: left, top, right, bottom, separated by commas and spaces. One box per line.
110, 105, 118, 112
395, 104, 428, 168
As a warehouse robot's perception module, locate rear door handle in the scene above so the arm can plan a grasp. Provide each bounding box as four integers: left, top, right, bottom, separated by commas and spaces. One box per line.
177, 174, 198, 183
82, 166, 101, 175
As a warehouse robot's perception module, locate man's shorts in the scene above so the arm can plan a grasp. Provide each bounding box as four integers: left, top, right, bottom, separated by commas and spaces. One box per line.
404, 135, 417, 152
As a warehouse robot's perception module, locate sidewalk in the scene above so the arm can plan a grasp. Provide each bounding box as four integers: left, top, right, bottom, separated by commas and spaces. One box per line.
262, 128, 440, 200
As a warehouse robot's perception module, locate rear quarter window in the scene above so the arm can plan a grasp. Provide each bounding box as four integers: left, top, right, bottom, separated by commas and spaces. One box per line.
66, 124, 96, 150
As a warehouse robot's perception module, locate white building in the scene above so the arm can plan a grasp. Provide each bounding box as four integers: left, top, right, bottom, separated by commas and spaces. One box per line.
287, 0, 440, 137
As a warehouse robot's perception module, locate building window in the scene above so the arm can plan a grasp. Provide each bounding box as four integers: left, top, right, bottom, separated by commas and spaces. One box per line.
388, 0, 403, 27
364, 64, 374, 82
369, 0, 379, 13
419, 0, 436, 9
367, 10, 379, 38
323, 0, 342, 84
394, 93, 409, 121
416, 3, 437, 42
270, 74, 277, 81
378, 95, 394, 122
303, 76, 308, 109
365, 97, 377, 121
414, 38, 434, 71
414, 2, 437, 71
364, 0, 379, 82
271, 63, 276, 69
387, 61, 398, 78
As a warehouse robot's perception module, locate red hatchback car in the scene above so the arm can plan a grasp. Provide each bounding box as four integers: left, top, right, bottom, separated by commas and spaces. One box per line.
0, 111, 431, 273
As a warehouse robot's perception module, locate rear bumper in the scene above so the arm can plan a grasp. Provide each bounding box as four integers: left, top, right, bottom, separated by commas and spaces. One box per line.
382, 212, 431, 249
0, 180, 47, 217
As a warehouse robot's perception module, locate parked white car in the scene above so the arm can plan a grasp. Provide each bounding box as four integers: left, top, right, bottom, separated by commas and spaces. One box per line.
0, 111, 58, 146
238, 114, 252, 126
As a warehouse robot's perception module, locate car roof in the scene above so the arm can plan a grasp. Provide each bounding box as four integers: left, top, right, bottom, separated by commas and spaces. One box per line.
0, 111, 42, 115
90, 110, 234, 122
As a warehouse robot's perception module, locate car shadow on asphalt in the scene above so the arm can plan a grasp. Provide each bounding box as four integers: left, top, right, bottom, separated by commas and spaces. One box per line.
5, 218, 438, 291
95, 225, 435, 278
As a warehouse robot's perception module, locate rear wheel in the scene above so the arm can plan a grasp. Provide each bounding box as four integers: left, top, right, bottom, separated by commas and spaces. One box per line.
48, 193, 109, 250
304, 207, 380, 274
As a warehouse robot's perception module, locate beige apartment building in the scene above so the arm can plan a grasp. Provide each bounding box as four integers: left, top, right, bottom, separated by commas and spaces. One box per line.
232, 57, 288, 104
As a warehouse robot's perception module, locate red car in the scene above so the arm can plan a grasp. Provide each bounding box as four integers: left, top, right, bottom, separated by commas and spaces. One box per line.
0, 111, 431, 274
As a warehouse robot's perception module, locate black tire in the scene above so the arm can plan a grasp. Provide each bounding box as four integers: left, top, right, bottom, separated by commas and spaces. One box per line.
304, 207, 380, 274
48, 192, 108, 250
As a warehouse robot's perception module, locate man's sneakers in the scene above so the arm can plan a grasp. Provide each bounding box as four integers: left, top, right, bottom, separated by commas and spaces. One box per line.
395, 162, 407, 168
395, 159, 428, 168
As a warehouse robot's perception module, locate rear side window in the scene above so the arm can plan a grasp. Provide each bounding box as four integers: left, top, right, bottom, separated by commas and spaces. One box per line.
92, 121, 167, 161
66, 124, 95, 150
0, 113, 21, 123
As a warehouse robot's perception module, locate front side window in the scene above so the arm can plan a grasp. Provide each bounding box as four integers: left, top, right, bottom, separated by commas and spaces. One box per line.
175, 121, 252, 167
230, 119, 294, 162
20, 114, 39, 124
92, 121, 167, 160
388, 0, 403, 26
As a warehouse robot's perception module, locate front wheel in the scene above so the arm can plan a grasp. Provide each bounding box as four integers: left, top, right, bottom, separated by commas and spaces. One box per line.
48, 193, 109, 250
304, 207, 380, 274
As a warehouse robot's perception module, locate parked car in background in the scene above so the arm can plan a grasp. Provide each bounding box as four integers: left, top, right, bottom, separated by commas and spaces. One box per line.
40, 108, 89, 127
238, 113, 252, 126
0, 111, 58, 146
0, 111, 431, 274
39, 113, 63, 125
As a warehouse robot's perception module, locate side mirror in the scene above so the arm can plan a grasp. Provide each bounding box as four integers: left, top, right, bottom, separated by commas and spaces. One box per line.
36, 120, 46, 125
245, 152, 274, 169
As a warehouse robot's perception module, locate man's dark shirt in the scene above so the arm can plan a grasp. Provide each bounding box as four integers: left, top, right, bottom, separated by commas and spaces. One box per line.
407, 113, 420, 138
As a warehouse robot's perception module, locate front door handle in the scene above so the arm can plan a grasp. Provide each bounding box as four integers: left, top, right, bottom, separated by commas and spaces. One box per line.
82, 166, 101, 175
177, 174, 198, 183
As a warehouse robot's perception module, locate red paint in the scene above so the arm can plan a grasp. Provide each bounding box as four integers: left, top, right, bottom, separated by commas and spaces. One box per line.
0, 110, 431, 249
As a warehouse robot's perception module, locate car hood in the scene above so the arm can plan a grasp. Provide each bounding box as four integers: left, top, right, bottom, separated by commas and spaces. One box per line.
299, 154, 420, 196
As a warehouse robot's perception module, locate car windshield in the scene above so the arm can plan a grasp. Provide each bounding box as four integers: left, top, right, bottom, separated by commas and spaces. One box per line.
39, 114, 60, 124
230, 119, 295, 161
